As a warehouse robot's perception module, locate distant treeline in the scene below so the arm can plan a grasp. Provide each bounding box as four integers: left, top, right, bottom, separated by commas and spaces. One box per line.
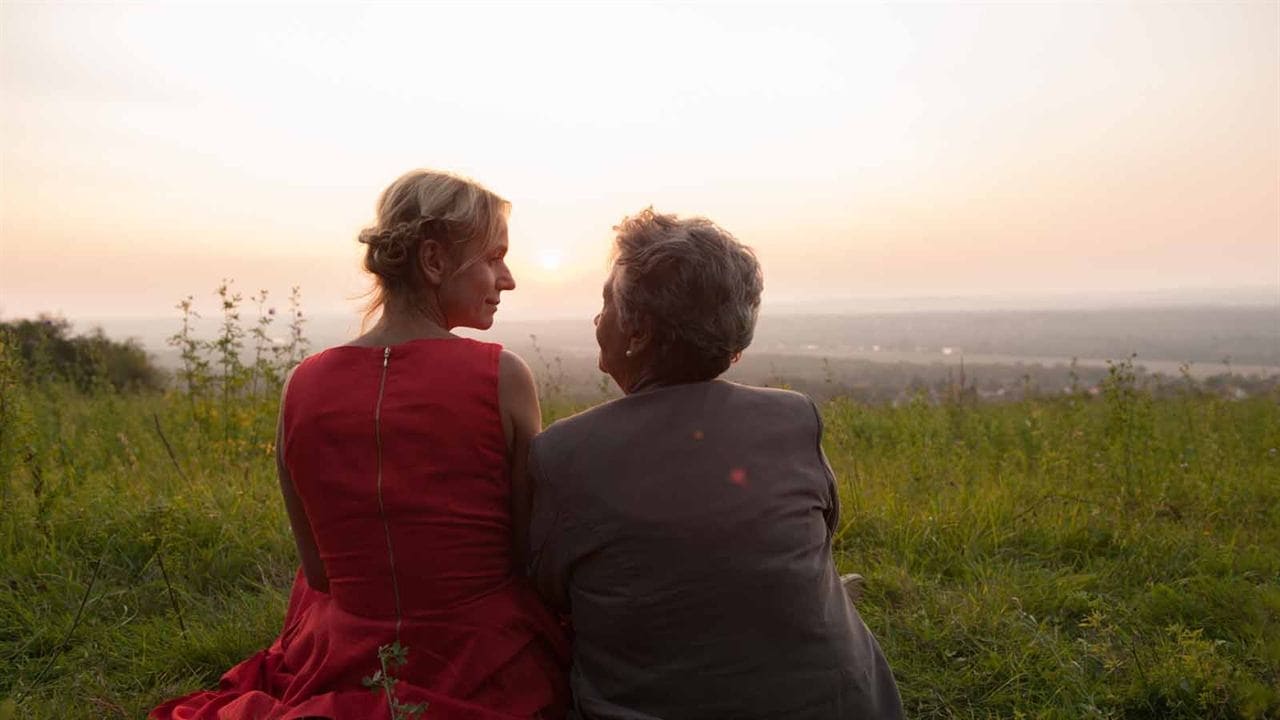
1, 316, 163, 392
750, 306, 1280, 366
500, 338, 1279, 408
7, 295, 1277, 407
729, 352, 1280, 405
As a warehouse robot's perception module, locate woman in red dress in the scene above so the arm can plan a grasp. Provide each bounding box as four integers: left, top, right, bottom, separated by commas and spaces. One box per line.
152, 170, 570, 720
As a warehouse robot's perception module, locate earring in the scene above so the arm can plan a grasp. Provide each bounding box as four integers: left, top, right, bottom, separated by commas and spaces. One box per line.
625, 349, 633, 358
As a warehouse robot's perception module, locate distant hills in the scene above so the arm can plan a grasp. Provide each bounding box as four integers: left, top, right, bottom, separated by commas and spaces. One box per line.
33, 301, 1280, 378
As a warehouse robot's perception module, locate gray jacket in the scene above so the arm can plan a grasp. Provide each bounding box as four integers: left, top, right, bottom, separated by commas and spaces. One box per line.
529, 380, 903, 719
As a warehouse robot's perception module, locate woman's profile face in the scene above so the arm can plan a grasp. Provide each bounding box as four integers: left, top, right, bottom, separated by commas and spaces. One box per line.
436, 220, 515, 331
594, 269, 630, 384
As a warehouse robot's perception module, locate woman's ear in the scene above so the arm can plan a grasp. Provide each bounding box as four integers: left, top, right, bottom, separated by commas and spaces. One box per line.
626, 317, 653, 358
418, 239, 450, 285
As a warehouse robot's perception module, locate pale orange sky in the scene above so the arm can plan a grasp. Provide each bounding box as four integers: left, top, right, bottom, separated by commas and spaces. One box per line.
1, 2, 1277, 322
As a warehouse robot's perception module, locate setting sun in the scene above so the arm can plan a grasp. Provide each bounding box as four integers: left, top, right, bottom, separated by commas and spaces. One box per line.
2, 5, 1278, 717
537, 251, 564, 273
0, 2, 1275, 322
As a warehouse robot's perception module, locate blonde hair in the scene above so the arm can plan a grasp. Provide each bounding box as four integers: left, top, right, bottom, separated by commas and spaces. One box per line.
358, 169, 509, 326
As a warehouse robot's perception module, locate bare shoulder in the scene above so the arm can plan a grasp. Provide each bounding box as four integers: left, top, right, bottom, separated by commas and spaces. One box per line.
497, 348, 537, 394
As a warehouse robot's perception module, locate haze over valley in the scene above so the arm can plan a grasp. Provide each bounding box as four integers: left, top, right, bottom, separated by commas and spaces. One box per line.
51, 291, 1279, 404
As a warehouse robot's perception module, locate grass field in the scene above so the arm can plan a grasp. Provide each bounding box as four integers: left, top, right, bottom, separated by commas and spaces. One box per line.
2, 343, 1278, 718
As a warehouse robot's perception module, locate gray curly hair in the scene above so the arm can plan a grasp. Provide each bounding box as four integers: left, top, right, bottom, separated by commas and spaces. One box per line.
610, 208, 763, 383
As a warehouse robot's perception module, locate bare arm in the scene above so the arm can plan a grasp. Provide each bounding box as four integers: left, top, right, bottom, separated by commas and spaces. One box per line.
277, 369, 328, 592
498, 349, 543, 569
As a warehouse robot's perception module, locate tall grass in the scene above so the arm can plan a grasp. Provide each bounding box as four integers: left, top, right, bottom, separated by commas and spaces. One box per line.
824, 363, 1280, 718
0, 301, 1277, 718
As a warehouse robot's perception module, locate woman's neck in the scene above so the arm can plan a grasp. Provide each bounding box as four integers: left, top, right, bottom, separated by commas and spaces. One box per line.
353, 301, 453, 347
623, 370, 664, 395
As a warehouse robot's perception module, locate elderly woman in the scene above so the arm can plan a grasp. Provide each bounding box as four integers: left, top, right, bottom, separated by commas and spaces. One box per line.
528, 209, 903, 719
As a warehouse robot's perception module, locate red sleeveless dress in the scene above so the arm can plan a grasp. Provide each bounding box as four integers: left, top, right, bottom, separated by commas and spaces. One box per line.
151, 338, 570, 720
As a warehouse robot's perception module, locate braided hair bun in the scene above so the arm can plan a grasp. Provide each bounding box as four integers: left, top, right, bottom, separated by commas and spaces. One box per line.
358, 217, 435, 281
358, 170, 509, 324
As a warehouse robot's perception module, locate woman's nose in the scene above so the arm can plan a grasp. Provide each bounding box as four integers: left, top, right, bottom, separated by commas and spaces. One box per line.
593, 312, 601, 327
498, 263, 516, 291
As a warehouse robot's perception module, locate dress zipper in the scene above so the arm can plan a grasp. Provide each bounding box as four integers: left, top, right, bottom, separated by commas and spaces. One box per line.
374, 346, 403, 640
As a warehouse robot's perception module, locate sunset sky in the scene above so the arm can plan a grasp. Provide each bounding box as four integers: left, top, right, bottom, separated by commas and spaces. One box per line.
2, 2, 1277, 325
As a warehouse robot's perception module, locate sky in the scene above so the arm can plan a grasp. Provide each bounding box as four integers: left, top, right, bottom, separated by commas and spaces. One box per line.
2, 1, 1277, 325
